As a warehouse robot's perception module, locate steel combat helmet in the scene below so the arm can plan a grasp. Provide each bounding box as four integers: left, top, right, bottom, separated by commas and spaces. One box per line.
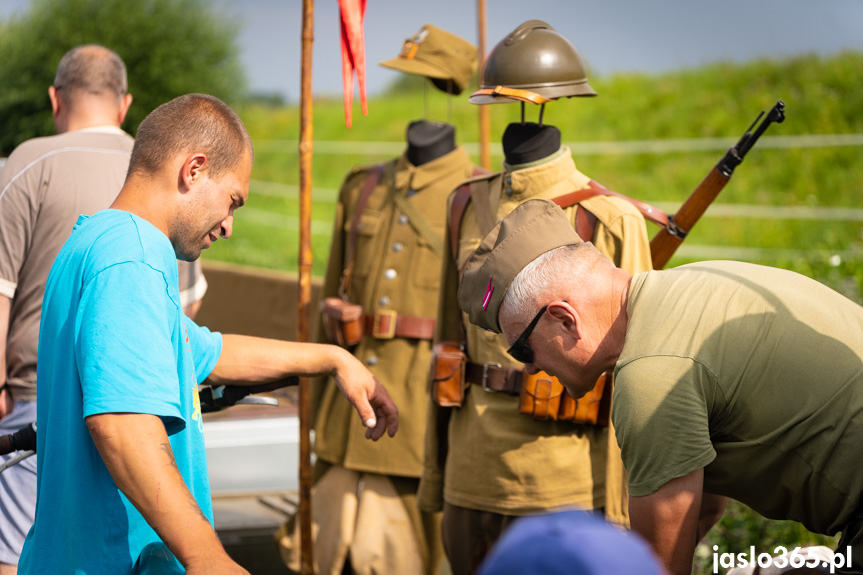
470, 20, 597, 105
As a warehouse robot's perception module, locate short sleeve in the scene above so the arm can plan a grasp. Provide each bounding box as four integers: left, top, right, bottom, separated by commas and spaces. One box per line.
0, 171, 36, 296
612, 355, 717, 496
183, 315, 222, 384
76, 262, 183, 424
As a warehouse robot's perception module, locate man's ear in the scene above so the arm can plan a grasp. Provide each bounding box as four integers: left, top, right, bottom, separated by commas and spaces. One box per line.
48, 86, 61, 118
547, 300, 581, 341
117, 93, 133, 125
179, 153, 207, 192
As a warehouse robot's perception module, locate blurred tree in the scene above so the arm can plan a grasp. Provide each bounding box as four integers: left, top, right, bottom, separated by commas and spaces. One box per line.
0, 0, 247, 155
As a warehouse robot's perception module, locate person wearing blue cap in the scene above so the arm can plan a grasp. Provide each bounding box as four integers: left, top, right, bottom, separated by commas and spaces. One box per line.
477, 509, 665, 575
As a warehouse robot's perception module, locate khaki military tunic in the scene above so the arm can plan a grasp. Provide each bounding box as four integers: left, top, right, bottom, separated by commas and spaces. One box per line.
314, 147, 476, 474
417, 148, 652, 526
284, 148, 476, 575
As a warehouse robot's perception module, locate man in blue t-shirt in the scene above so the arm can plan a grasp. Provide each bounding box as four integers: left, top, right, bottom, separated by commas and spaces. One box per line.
19, 94, 399, 575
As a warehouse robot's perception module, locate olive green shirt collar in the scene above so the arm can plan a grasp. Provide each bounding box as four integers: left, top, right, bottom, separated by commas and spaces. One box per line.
501, 146, 591, 201
394, 146, 472, 193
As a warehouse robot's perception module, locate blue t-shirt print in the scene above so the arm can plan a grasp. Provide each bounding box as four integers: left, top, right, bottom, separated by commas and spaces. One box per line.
186, 321, 205, 433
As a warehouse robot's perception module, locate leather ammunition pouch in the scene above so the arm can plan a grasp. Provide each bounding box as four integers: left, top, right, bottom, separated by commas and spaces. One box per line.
460, 361, 612, 426
320, 297, 365, 348
519, 372, 565, 420
430, 341, 468, 407
520, 371, 611, 426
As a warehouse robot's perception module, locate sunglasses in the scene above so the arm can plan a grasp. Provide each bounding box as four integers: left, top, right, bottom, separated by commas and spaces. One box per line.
506, 304, 550, 364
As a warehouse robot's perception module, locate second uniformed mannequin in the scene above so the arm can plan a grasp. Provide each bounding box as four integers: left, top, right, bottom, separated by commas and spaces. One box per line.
418, 21, 654, 575
277, 24, 479, 575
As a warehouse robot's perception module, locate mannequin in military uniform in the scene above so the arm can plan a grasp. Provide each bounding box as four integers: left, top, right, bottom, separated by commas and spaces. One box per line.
277, 24, 479, 575
417, 20, 653, 575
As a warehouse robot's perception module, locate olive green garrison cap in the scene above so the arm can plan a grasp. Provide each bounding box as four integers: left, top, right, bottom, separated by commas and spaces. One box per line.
457, 199, 584, 333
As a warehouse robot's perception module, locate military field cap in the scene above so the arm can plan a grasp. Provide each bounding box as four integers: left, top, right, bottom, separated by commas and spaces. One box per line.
470, 20, 597, 105
458, 199, 583, 333
380, 24, 478, 95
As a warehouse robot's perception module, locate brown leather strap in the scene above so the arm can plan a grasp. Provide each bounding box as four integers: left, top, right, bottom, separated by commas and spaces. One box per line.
449, 184, 471, 262
449, 167, 491, 263
553, 180, 670, 229
576, 205, 598, 243
340, 164, 385, 299
465, 362, 523, 395
363, 312, 435, 340
472, 86, 553, 105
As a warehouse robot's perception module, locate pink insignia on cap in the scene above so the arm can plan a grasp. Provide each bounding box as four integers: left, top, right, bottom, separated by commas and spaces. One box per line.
482, 277, 494, 310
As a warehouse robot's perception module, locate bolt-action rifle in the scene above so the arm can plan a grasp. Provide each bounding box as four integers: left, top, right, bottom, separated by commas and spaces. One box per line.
649, 101, 786, 269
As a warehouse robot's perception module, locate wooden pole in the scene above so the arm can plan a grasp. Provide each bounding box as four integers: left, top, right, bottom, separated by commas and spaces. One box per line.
298, 0, 315, 572
477, 0, 491, 170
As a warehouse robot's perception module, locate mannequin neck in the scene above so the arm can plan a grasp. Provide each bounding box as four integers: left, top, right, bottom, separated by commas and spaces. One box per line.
406, 120, 456, 166
502, 122, 562, 166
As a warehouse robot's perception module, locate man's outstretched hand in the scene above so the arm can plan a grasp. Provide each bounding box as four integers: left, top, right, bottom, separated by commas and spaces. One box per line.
207, 336, 399, 440
332, 351, 399, 440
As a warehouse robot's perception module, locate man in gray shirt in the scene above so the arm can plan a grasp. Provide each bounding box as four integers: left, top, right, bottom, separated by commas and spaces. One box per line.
0, 44, 205, 572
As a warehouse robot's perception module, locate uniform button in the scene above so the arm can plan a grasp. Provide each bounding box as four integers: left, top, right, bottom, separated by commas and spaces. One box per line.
506, 176, 512, 184
398, 214, 409, 225
407, 189, 417, 197
392, 242, 404, 253
379, 296, 390, 306
367, 355, 378, 366
384, 269, 397, 280
505, 187, 513, 195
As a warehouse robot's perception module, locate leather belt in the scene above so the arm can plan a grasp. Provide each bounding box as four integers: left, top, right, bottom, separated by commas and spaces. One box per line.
363, 311, 435, 340
465, 362, 522, 396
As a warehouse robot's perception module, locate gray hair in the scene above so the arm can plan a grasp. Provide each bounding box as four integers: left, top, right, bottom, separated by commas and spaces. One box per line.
54, 45, 127, 105
500, 242, 610, 326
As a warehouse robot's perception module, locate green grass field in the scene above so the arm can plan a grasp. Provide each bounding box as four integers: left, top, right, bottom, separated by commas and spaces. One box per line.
204, 51, 862, 574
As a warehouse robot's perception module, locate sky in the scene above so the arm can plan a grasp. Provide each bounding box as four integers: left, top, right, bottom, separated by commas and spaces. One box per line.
1, 0, 862, 99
